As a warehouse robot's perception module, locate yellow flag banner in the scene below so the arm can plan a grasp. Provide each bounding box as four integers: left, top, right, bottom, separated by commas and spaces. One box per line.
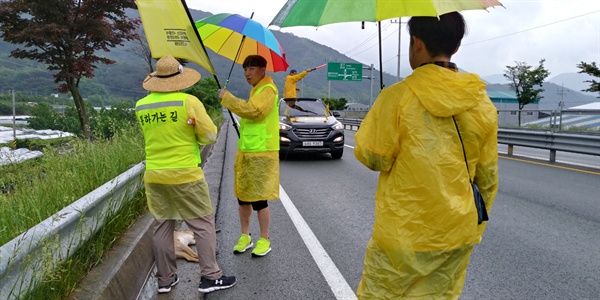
136, 0, 215, 74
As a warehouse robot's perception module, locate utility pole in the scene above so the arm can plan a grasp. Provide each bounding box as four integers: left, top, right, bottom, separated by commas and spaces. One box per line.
391, 18, 404, 82
12, 90, 16, 147
367, 64, 374, 109
557, 84, 568, 110
556, 84, 569, 131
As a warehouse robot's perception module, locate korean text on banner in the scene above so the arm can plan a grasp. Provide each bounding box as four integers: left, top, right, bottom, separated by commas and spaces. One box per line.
136, 0, 215, 74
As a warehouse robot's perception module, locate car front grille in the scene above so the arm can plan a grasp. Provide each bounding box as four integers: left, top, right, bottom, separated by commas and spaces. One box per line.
294, 127, 331, 138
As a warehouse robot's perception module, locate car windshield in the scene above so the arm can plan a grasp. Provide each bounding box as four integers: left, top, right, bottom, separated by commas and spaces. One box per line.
279, 99, 328, 117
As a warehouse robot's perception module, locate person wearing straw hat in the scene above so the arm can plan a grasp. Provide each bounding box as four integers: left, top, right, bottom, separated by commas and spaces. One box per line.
136, 55, 236, 294
219, 55, 279, 257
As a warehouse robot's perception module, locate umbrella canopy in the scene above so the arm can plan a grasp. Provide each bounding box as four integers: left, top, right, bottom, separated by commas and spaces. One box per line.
195, 13, 289, 72
269, 0, 503, 90
270, 0, 504, 27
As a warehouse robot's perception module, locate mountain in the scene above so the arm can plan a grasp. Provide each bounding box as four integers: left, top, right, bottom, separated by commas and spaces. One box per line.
0, 8, 399, 106
482, 71, 599, 98
481, 74, 508, 85
1, 8, 597, 109
547, 72, 597, 97
486, 81, 598, 111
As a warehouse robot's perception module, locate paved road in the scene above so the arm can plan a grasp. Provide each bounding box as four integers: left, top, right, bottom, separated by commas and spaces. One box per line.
155, 121, 600, 300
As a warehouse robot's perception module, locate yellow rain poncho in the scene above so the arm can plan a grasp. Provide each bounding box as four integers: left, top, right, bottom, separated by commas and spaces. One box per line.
354, 64, 498, 299
284, 70, 307, 98
136, 93, 217, 220
221, 75, 280, 201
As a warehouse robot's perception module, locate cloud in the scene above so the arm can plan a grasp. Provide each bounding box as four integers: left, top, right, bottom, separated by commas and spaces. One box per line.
187, 0, 600, 77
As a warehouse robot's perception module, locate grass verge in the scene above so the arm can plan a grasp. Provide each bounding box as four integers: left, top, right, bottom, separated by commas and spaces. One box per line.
1, 113, 223, 299
0, 125, 145, 245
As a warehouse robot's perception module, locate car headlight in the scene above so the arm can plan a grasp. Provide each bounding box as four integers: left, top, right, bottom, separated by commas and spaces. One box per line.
279, 123, 292, 131
331, 121, 344, 130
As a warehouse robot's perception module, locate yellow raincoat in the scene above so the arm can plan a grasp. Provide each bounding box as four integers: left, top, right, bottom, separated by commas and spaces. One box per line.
136, 93, 217, 220
354, 64, 498, 299
221, 75, 280, 201
284, 70, 307, 98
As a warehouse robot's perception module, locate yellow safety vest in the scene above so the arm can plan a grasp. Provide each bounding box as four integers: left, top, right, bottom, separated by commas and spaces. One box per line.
135, 92, 201, 170
238, 84, 280, 152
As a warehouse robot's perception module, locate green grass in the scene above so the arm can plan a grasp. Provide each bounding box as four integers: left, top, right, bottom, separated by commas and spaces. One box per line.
0, 125, 145, 245
0, 112, 223, 299
27, 190, 148, 300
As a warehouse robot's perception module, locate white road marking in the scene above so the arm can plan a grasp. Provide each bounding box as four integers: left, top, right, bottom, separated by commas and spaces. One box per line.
344, 144, 354, 149
279, 186, 358, 300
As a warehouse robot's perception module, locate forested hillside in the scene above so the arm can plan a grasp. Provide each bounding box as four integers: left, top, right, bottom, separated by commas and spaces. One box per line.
0, 8, 398, 106
1, 7, 595, 109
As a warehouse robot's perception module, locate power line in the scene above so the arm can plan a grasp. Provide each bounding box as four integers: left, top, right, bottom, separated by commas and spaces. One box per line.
462, 10, 600, 46
350, 26, 399, 57
380, 10, 600, 65
343, 22, 393, 57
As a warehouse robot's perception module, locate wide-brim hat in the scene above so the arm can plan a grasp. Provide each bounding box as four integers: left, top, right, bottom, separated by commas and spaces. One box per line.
142, 56, 201, 92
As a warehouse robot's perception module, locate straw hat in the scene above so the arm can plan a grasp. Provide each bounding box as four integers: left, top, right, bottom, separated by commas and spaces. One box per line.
142, 56, 201, 92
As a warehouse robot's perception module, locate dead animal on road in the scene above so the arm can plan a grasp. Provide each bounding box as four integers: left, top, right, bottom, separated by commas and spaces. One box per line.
174, 230, 198, 262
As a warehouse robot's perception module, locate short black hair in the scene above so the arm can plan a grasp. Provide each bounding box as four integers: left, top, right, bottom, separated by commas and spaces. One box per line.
243, 55, 267, 68
407, 12, 466, 58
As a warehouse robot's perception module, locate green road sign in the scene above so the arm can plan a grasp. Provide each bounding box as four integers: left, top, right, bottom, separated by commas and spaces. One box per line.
327, 62, 363, 81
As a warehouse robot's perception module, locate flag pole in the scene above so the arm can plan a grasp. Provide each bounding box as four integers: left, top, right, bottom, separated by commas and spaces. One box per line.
181, 0, 240, 137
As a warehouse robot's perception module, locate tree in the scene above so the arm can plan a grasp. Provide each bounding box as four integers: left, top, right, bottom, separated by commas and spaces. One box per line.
576, 61, 600, 98
0, 0, 140, 139
127, 29, 154, 74
504, 59, 550, 126
186, 77, 221, 112
321, 97, 348, 110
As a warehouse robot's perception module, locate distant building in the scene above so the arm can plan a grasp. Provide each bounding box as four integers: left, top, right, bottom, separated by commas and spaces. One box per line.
488, 91, 539, 126
524, 102, 600, 130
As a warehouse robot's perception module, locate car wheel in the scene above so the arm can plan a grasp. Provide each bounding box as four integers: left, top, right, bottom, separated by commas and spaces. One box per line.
331, 150, 343, 159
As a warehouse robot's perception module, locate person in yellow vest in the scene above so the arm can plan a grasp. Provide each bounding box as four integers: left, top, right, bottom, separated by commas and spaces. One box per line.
354, 13, 498, 299
136, 56, 236, 294
218, 55, 279, 257
284, 68, 313, 99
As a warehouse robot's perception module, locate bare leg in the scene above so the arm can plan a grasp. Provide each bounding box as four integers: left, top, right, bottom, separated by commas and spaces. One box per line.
239, 204, 253, 235
257, 207, 270, 239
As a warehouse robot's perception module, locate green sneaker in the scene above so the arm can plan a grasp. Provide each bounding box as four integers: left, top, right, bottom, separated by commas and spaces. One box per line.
251, 238, 271, 257
233, 233, 253, 253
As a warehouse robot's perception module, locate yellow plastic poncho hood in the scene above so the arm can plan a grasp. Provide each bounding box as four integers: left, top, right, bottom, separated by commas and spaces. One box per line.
354, 64, 499, 299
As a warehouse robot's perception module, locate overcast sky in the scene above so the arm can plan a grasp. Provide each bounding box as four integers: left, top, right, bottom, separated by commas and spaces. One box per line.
186, 0, 600, 80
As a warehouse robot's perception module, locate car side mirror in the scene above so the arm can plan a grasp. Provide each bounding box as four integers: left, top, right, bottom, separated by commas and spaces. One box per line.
332, 111, 341, 117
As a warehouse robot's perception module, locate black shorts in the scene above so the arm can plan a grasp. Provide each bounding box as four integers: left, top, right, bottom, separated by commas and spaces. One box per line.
237, 199, 268, 211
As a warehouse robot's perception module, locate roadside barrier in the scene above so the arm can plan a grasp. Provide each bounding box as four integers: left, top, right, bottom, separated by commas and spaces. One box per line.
338, 118, 600, 162
0, 163, 144, 299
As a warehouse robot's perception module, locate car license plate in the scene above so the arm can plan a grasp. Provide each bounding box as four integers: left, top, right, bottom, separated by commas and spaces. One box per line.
303, 141, 323, 146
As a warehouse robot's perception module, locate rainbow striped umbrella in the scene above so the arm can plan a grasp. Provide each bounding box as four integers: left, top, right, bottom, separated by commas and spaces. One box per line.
195, 13, 289, 73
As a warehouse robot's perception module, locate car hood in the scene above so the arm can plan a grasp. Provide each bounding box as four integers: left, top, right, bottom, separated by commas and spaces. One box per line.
280, 116, 338, 126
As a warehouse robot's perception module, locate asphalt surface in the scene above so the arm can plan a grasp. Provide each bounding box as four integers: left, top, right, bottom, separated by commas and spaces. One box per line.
77, 118, 600, 300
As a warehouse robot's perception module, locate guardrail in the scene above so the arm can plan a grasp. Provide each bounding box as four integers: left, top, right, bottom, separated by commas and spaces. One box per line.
338, 118, 600, 162
338, 118, 362, 131
0, 163, 145, 299
497, 129, 600, 162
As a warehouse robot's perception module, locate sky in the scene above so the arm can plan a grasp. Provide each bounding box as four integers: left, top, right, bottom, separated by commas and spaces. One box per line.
185, 0, 599, 80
